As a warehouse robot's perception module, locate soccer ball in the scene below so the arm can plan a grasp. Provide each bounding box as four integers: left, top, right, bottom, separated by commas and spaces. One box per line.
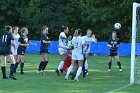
114, 23, 121, 30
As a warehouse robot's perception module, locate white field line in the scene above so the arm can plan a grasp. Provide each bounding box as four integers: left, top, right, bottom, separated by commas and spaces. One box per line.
106, 84, 131, 93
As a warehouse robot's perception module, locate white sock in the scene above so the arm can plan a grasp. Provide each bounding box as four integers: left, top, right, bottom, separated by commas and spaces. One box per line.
66, 65, 73, 77
85, 60, 88, 70
75, 67, 82, 78
57, 61, 64, 71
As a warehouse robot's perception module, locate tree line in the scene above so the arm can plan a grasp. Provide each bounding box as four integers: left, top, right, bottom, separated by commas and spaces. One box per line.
0, 0, 138, 42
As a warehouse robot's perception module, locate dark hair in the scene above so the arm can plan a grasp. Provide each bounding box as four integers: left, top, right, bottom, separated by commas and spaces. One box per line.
41, 25, 48, 32
112, 31, 119, 40
61, 25, 68, 32
5, 26, 12, 32
74, 29, 81, 36
21, 27, 28, 33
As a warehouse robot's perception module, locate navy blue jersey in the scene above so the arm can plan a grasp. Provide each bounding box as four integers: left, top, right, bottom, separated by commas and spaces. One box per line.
108, 38, 120, 52
41, 33, 49, 49
18, 35, 29, 50
0, 32, 14, 49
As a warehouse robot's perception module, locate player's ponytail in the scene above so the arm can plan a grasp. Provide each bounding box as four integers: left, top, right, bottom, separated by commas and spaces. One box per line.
74, 29, 81, 37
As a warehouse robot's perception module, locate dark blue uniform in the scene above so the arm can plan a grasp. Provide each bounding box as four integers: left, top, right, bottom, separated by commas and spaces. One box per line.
0, 32, 14, 56
108, 38, 120, 57
17, 35, 29, 55
40, 33, 49, 54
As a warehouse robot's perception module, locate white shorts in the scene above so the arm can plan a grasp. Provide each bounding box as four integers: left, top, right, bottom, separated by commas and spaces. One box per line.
58, 48, 68, 55
72, 51, 84, 60
11, 47, 17, 56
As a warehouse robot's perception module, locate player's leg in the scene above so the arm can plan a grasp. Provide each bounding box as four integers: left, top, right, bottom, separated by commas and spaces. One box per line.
84, 52, 89, 75
115, 55, 122, 72
37, 55, 45, 74
108, 56, 113, 71
19, 55, 25, 74
8, 54, 17, 80
41, 53, 49, 75
74, 60, 83, 81
56, 51, 66, 76
1, 55, 8, 79
14, 55, 21, 73
65, 59, 75, 80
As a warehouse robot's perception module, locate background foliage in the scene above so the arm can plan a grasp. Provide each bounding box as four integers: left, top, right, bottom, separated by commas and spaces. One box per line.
0, 0, 139, 42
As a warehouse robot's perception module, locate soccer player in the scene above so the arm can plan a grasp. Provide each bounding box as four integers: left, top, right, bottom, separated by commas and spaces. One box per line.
37, 26, 50, 75
107, 31, 122, 72
11, 26, 20, 62
82, 29, 97, 76
56, 26, 69, 76
65, 29, 87, 81
14, 27, 29, 75
0, 26, 17, 80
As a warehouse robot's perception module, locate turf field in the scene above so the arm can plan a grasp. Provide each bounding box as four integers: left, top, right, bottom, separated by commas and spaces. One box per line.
0, 53, 139, 93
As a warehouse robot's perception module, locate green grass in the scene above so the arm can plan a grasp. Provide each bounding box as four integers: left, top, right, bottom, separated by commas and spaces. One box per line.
0, 53, 139, 93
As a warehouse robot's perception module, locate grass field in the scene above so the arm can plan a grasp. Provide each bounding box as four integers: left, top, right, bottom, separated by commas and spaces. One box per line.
0, 53, 139, 93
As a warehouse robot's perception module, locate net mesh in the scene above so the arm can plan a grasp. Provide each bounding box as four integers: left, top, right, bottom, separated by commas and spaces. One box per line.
135, 6, 140, 84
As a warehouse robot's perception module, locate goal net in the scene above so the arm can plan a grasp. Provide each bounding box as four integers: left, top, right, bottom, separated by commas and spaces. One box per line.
131, 2, 140, 84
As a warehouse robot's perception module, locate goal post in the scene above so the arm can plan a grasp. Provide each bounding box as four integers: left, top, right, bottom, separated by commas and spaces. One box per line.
130, 2, 140, 84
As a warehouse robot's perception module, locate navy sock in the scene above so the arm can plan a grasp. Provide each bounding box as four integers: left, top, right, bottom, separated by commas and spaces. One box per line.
117, 62, 122, 69
42, 61, 48, 70
108, 62, 112, 69
38, 61, 44, 71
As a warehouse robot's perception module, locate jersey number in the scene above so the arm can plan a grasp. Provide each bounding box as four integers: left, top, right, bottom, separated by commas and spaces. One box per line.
2, 35, 8, 42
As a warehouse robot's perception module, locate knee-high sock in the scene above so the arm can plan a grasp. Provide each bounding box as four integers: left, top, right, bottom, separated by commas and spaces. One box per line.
10, 64, 15, 76
20, 63, 24, 73
1, 66, 6, 78
85, 60, 88, 70
42, 61, 48, 70
108, 62, 112, 69
14, 62, 19, 72
66, 65, 73, 76
75, 67, 82, 78
57, 61, 64, 71
117, 62, 122, 69
38, 61, 44, 71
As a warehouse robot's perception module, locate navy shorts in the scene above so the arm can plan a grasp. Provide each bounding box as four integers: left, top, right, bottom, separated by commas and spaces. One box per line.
17, 48, 26, 55
40, 46, 49, 54
109, 52, 118, 57
0, 48, 11, 56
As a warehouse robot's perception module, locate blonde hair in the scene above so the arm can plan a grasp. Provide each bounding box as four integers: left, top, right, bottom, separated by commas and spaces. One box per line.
87, 29, 92, 34
74, 29, 81, 37
21, 27, 28, 34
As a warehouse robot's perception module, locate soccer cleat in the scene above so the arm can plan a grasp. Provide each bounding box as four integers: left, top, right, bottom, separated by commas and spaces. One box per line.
2, 76, 8, 79
41, 70, 45, 75
108, 69, 111, 72
55, 69, 60, 76
71, 74, 76, 80
65, 75, 68, 80
9, 76, 17, 80
119, 69, 122, 72
74, 77, 79, 81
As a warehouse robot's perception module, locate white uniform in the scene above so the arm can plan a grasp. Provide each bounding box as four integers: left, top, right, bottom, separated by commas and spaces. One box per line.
82, 35, 95, 53
11, 34, 20, 55
58, 32, 68, 55
72, 36, 84, 60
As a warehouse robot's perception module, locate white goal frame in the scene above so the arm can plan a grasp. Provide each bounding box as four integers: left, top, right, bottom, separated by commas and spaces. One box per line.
130, 2, 140, 84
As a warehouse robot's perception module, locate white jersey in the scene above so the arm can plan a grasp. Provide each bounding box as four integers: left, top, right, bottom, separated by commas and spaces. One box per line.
72, 36, 84, 54
83, 35, 95, 52
58, 32, 67, 47
11, 34, 20, 55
